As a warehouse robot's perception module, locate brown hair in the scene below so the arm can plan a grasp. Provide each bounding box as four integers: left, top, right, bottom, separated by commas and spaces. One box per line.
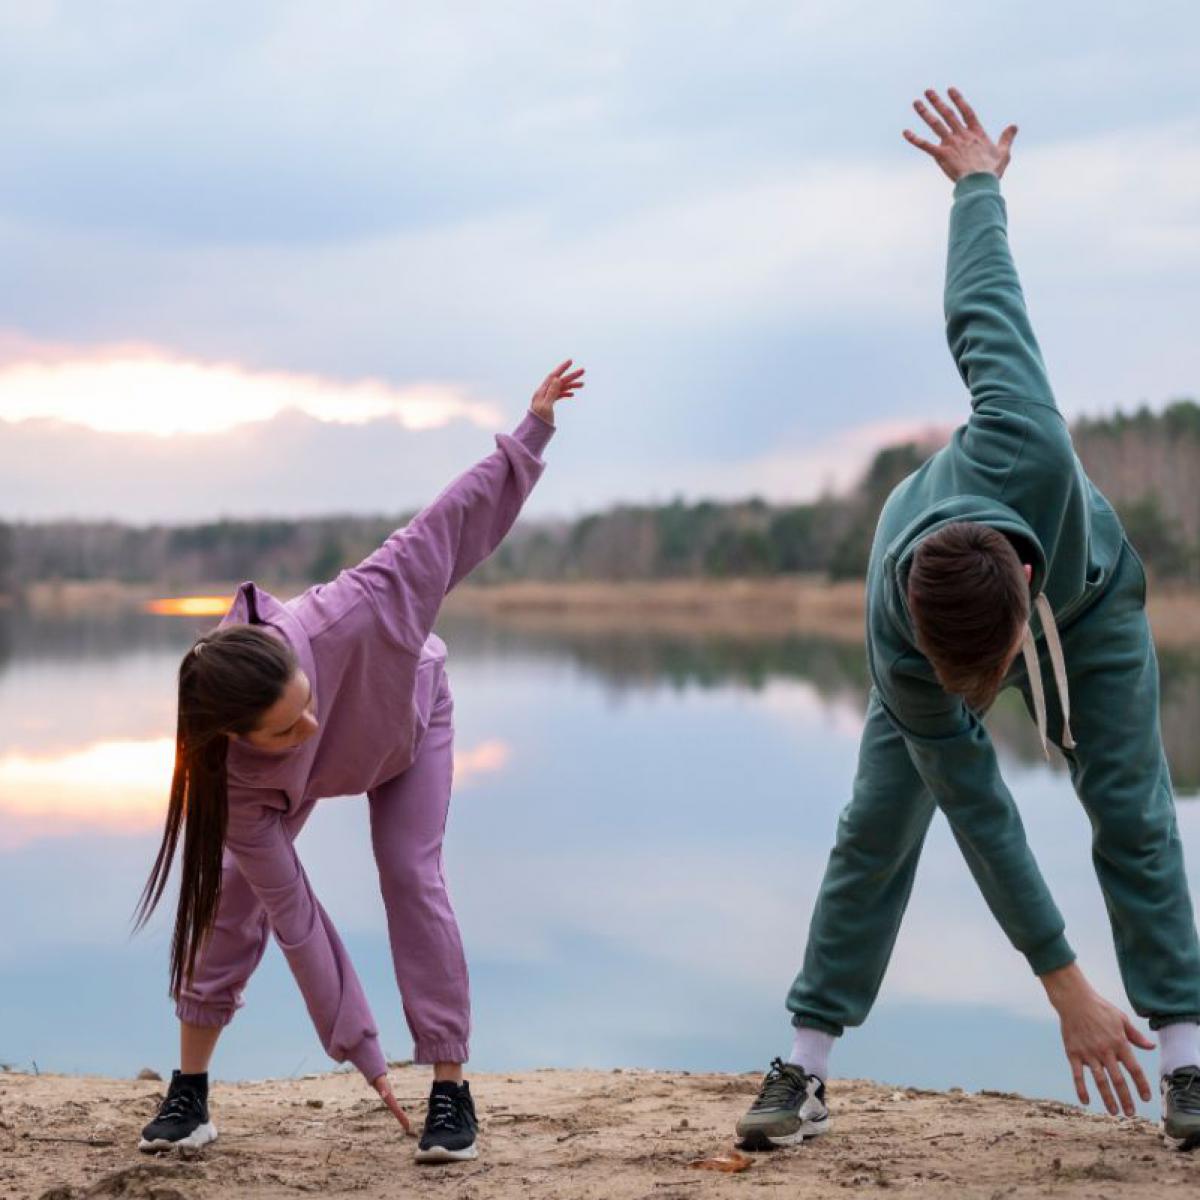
134, 624, 297, 999
907, 522, 1030, 712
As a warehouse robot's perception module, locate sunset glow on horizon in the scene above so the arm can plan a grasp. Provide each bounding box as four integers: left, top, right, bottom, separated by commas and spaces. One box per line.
144, 596, 234, 617
0, 349, 503, 438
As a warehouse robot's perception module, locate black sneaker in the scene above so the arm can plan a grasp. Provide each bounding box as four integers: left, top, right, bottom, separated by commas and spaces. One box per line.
415, 1080, 479, 1163
138, 1070, 217, 1153
1162, 1066, 1200, 1150
736, 1058, 830, 1151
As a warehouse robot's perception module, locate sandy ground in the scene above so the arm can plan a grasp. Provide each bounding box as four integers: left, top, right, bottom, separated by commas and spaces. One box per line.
2, 1066, 1196, 1200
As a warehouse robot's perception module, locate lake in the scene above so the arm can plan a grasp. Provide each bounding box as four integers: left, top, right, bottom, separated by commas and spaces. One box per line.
1, 599, 1198, 1118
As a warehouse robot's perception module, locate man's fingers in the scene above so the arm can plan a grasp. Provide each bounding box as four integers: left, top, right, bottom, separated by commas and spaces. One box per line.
1071, 1060, 1089, 1105
913, 99, 951, 140
902, 129, 940, 157
997, 124, 1019, 152
1105, 1056, 1135, 1118
1090, 1062, 1118, 1116
1123, 1016, 1156, 1051
948, 87, 982, 132
925, 88, 964, 134
1119, 1048, 1153, 1103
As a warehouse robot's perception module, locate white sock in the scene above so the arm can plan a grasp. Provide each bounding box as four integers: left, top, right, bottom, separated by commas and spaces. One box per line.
1158, 1022, 1200, 1076
787, 1027, 834, 1081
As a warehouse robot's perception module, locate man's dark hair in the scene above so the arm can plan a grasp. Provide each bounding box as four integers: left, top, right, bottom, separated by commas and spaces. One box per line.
907, 522, 1030, 712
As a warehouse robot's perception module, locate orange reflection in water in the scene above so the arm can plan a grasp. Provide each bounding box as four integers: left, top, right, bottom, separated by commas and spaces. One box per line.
144, 596, 233, 617
0, 736, 512, 848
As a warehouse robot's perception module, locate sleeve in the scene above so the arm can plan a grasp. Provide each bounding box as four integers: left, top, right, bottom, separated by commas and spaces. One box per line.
222, 793, 387, 1082
298, 409, 554, 653
877, 657, 1076, 977
175, 853, 270, 1028
946, 173, 1075, 483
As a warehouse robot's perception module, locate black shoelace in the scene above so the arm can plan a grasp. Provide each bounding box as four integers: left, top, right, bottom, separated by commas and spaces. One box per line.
1169, 1067, 1200, 1108
426, 1091, 462, 1132
750, 1058, 807, 1111
157, 1089, 203, 1125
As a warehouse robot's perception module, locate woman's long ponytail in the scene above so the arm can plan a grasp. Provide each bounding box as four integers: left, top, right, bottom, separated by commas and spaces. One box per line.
134, 626, 296, 1000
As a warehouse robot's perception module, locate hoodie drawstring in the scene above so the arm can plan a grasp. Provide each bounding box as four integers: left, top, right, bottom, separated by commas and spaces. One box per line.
1021, 593, 1076, 759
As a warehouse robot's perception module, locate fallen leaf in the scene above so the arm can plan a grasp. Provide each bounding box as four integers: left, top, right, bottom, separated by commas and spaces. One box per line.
691, 1150, 753, 1173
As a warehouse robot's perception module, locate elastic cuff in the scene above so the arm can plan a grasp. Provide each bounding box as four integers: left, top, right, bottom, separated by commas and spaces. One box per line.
954, 172, 1001, 200
511, 409, 555, 458
1149, 1014, 1200, 1032
175, 997, 237, 1028
1027, 933, 1076, 977
414, 1040, 470, 1065
346, 1034, 388, 1083
790, 1014, 844, 1038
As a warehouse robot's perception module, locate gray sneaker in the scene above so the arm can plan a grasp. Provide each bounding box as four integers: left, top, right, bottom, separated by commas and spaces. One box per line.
1162, 1066, 1200, 1150
736, 1058, 830, 1151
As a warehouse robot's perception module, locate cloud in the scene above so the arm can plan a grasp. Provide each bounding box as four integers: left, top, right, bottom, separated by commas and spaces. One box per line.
0, 341, 501, 436
0, 4, 1196, 512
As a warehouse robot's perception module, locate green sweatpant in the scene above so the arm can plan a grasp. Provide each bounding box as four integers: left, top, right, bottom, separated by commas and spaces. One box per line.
788, 542, 1200, 1033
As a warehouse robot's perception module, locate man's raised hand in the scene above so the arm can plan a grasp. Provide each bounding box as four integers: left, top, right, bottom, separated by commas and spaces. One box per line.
903, 87, 1017, 183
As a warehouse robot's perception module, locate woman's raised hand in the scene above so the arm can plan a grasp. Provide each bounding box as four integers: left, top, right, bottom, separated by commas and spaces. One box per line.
903, 87, 1018, 183
372, 1071, 415, 1136
531, 359, 586, 425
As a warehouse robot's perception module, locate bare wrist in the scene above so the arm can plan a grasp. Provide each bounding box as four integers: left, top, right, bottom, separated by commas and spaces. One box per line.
1041, 962, 1089, 1010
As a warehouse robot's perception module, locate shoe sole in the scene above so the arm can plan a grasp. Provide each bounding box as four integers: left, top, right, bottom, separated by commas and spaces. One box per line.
139, 1122, 218, 1154
414, 1142, 479, 1163
1162, 1122, 1200, 1153
738, 1116, 831, 1152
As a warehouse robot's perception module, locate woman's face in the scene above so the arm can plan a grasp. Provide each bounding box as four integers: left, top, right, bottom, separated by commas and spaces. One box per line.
236, 669, 319, 751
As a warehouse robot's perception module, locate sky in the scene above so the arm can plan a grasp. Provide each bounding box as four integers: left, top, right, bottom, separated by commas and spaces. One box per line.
1, 0, 1198, 521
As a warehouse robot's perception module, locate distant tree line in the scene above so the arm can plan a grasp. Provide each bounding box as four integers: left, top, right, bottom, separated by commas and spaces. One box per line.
3, 400, 1198, 594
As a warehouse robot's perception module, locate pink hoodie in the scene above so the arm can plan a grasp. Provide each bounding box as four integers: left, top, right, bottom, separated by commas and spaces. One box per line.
175, 410, 555, 1081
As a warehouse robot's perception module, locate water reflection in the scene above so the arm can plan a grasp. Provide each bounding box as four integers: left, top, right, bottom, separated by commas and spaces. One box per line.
437, 613, 1200, 795
1, 601, 1197, 1108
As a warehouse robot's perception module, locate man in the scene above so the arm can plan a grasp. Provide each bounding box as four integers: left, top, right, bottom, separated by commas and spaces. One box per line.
737, 88, 1200, 1151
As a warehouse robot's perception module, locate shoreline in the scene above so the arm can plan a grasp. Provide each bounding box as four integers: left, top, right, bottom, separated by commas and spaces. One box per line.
4, 1066, 1194, 1199
19, 576, 1200, 650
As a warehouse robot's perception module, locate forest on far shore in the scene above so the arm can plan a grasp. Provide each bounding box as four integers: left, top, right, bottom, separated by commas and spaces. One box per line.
4, 400, 1199, 594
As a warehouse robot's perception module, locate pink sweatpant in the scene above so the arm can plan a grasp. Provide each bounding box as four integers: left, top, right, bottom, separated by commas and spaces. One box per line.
367, 675, 470, 1064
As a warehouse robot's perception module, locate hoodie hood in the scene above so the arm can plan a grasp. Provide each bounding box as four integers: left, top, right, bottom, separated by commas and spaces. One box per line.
220, 581, 321, 800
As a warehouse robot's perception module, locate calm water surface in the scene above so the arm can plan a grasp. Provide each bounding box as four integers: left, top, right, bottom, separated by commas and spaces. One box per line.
1, 603, 1198, 1117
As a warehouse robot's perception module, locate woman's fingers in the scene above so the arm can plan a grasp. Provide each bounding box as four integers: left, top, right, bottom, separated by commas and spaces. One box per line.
902, 129, 941, 157
913, 98, 951, 140
997, 124, 1019, 153
373, 1077, 414, 1135
925, 88, 964, 134
1090, 1061, 1118, 1115
948, 87, 982, 132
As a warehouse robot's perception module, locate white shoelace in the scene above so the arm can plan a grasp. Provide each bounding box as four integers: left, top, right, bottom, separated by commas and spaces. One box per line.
1021, 593, 1075, 759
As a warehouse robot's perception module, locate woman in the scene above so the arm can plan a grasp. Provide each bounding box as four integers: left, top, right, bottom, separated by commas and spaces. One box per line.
134, 360, 585, 1163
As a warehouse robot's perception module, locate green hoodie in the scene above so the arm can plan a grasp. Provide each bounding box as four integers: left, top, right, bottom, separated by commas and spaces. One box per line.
865, 172, 1125, 975
788, 171, 1199, 1039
